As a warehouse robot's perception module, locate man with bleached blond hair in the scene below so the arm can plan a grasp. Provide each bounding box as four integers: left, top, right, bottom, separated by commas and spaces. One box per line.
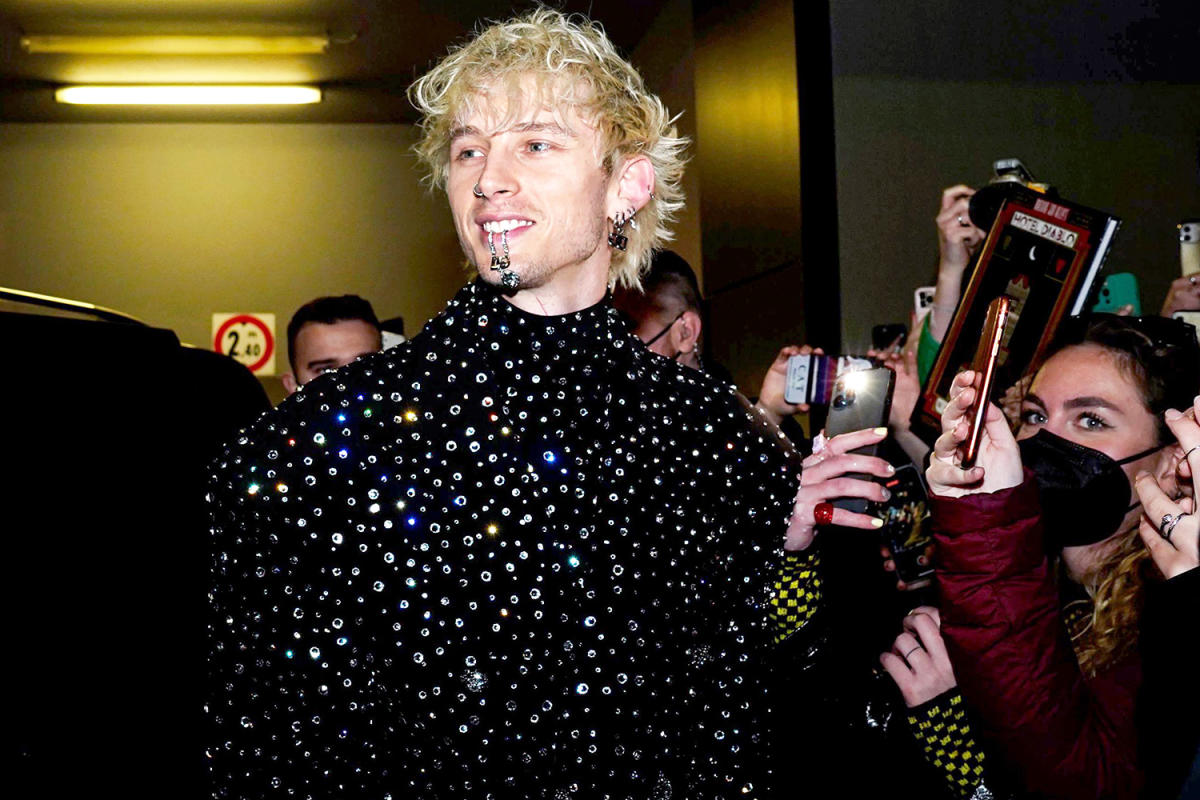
206, 9, 889, 798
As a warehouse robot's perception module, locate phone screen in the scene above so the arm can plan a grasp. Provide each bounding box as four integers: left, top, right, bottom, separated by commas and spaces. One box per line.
963, 296, 1011, 469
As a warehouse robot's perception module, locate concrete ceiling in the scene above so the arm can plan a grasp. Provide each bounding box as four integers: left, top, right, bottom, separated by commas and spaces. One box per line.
0, 1, 671, 122
831, 0, 1200, 83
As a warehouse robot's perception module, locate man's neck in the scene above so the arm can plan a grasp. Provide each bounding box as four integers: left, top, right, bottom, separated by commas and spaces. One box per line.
501, 261, 610, 316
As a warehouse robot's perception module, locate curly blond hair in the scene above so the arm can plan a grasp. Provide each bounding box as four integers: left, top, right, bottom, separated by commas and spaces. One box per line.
407, 6, 688, 289
1070, 526, 1151, 676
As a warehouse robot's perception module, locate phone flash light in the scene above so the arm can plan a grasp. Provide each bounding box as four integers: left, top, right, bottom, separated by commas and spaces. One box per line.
839, 369, 871, 393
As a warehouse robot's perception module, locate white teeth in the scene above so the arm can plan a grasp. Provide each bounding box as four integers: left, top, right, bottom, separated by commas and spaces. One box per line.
482, 219, 533, 234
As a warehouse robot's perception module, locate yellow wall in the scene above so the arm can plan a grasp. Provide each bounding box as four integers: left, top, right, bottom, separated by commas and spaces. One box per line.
631, 0, 703, 281
692, 0, 806, 393
0, 122, 465, 398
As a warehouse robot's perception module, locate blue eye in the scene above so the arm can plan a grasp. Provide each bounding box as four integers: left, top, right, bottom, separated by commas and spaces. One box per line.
527, 141, 551, 153
1020, 408, 1046, 426
1079, 413, 1109, 431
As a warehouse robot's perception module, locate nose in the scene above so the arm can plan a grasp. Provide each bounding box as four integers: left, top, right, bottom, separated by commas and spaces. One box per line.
474, 147, 517, 199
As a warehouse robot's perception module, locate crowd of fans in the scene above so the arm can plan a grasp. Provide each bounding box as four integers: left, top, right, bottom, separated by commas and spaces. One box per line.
602, 224, 1200, 798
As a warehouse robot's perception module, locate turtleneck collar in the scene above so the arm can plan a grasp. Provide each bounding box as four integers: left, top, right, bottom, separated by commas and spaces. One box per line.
466, 278, 627, 344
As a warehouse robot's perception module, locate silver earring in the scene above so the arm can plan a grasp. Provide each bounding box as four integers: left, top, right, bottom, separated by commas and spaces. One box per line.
472, 184, 484, 198
608, 211, 630, 251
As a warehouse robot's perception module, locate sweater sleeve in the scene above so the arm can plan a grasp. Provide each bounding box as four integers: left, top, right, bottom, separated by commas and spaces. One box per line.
930, 474, 1142, 799
905, 691, 989, 800
770, 549, 822, 644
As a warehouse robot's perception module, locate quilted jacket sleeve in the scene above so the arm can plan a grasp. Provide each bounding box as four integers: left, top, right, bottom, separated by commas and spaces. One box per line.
929, 473, 1142, 799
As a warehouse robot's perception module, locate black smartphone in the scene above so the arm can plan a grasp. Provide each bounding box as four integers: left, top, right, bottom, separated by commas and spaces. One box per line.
823, 367, 895, 513
871, 323, 907, 352
872, 464, 933, 586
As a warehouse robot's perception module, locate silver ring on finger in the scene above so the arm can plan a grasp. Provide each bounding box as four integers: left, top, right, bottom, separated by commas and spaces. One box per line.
811, 431, 828, 455
903, 645, 923, 660
1160, 512, 1188, 541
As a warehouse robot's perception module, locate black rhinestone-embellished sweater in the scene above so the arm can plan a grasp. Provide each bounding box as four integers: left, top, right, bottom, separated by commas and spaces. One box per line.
206, 280, 804, 799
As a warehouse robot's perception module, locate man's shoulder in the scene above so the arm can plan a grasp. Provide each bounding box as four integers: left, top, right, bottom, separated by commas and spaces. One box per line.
634, 351, 743, 422
211, 338, 428, 481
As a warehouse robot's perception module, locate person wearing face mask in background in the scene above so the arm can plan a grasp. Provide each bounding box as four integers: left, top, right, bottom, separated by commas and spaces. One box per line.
926, 314, 1200, 799
613, 249, 815, 454
612, 249, 708, 371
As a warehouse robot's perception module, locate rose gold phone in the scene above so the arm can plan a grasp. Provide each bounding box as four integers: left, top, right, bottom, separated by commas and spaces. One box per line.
962, 296, 1011, 469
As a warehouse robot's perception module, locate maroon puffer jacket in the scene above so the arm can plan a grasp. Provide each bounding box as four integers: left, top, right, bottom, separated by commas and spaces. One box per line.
930, 473, 1142, 799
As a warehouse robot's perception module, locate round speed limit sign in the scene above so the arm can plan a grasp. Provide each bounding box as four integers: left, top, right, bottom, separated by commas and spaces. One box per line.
212, 312, 276, 375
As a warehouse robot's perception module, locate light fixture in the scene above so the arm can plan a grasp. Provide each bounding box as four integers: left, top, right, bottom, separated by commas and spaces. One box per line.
55, 85, 322, 105
22, 34, 330, 55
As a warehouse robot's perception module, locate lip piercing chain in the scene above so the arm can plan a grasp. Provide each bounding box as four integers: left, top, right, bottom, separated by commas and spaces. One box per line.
488, 230, 520, 290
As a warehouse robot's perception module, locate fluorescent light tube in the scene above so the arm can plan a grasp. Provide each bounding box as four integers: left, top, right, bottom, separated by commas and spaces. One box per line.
23, 35, 330, 55
55, 85, 322, 105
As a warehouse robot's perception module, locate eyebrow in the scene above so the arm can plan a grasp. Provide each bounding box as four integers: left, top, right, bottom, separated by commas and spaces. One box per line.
449, 121, 575, 140
1064, 396, 1123, 412
1024, 392, 1122, 412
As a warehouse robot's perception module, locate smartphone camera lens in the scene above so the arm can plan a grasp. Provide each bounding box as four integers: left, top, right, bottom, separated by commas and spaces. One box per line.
832, 390, 855, 409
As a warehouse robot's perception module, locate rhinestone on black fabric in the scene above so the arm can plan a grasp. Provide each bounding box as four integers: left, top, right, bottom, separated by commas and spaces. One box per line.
206, 279, 797, 798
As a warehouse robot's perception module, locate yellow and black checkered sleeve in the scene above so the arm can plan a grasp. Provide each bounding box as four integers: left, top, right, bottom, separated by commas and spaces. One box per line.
906, 691, 987, 800
770, 549, 822, 644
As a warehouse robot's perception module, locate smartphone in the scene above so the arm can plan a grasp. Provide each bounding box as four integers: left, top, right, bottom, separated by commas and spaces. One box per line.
1091, 272, 1142, 315
872, 323, 907, 352
914, 286, 936, 321
962, 295, 1011, 469
823, 367, 896, 513
872, 464, 933, 585
1172, 220, 1200, 342
1181, 219, 1199, 276
784, 353, 874, 406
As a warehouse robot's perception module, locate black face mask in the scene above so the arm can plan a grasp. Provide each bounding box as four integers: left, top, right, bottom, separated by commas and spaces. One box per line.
1018, 430, 1162, 549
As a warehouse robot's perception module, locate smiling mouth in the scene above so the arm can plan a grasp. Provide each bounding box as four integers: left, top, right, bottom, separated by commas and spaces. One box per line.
481, 219, 533, 235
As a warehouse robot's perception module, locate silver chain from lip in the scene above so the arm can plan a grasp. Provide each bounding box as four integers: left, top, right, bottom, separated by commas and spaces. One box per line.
488, 231, 512, 271
487, 230, 520, 289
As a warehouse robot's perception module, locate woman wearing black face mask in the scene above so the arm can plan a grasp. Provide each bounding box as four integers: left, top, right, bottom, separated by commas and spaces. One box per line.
925, 314, 1200, 800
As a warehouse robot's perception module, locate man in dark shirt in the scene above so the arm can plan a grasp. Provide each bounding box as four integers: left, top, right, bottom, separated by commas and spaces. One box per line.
206, 9, 890, 798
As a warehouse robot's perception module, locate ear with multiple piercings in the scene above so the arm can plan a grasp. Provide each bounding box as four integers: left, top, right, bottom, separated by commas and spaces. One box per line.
608, 192, 653, 252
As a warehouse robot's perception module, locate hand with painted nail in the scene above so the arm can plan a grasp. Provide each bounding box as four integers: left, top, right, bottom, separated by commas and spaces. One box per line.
786, 426, 893, 551
1134, 398, 1200, 579
926, 369, 1023, 498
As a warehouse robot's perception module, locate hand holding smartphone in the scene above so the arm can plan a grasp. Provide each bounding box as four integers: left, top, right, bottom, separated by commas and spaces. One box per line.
962, 296, 1011, 469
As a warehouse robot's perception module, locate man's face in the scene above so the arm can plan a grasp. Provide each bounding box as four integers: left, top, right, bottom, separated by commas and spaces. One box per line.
286, 319, 381, 392
446, 83, 613, 293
